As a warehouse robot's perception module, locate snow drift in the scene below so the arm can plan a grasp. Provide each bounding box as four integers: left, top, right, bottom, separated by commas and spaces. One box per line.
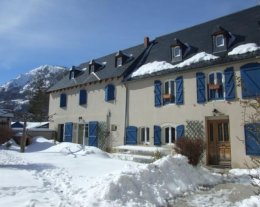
83, 155, 221, 206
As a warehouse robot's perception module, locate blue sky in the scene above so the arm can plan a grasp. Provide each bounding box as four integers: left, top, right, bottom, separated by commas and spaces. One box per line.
0, 0, 258, 85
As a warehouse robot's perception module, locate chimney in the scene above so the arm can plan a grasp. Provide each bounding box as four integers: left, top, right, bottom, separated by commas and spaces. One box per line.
144, 36, 150, 47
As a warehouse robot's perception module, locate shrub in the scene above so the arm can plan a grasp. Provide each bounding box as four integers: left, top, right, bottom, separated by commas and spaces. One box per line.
153, 150, 163, 161
0, 126, 14, 145
174, 137, 205, 166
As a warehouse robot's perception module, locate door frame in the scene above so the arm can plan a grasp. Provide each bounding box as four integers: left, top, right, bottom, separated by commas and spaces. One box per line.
206, 116, 231, 166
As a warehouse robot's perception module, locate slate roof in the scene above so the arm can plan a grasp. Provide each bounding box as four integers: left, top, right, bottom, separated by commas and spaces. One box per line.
128, 5, 260, 80
0, 109, 14, 118
48, 5, 260, 91
48, 44, 147, 92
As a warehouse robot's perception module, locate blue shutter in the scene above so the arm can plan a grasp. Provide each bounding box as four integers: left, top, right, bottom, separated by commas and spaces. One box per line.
89, 121, 98, 147
60, 93, 67, 108
245, 123, 260, 156
64, 122, 73, 142
105, 84, 115, 101
240, 63, 260, 98
170, 80, 175, 103
176, 76, 183, 105
196, 72, 206, 103
79, 89, 87, 105
154, 125, 161, 145
126, 126, 137, 145
176, 125, 185, 139
224, 67, 236, 100
154, 80, 162, 107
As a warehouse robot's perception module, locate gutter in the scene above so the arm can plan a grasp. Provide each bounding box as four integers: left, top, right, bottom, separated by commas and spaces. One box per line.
123, 82, 129, 144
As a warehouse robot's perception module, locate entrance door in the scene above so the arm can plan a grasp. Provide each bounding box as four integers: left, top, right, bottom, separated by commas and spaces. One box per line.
207, 119, 231, 166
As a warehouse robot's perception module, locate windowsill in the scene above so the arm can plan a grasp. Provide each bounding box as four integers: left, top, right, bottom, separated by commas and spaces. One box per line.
208, 98, 225, 102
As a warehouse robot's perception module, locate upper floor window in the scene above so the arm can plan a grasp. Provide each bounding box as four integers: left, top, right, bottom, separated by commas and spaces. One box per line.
216, 34, 225, 47
79, 89, 87, 105
60, 93, 67, 108
163, 80, 175, 104
140, 127, 149, 144
208, 72, 224, 100
116, 57, 122, 67
105, 84, 115, 101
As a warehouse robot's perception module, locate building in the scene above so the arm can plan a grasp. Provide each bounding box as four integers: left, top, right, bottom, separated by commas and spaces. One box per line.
0, 109, 14, 127
48, 6, 260, 168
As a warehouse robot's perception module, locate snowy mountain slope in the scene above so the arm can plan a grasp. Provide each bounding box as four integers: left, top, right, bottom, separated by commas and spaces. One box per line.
0, 65, 67, 92
0, 65, 68, 113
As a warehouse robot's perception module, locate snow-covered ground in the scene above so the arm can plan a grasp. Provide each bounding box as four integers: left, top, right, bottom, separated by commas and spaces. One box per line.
0, 137, 259, 207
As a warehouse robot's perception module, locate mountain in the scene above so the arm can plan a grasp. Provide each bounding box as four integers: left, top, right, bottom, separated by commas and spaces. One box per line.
0, 65, 68, 117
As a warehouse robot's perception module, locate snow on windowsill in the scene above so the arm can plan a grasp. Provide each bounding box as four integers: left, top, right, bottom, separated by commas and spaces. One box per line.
228, 43, 260, 56
131, 52, 219, 78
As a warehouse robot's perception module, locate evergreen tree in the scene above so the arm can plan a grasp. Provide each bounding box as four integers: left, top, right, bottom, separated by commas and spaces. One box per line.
28, 75, 49, 121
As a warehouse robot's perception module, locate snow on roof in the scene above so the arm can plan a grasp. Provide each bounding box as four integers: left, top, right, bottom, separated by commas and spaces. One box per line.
131, 61, 174, 77
11, 122, 49, 129
131, 52, 219, 78
228, 43, 260, 56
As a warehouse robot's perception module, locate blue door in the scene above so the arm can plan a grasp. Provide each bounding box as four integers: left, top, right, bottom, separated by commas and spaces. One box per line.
126, 126, 137, 145
154, 125, 161, 145
64, 122, 73, 142
89, 121, 98, 147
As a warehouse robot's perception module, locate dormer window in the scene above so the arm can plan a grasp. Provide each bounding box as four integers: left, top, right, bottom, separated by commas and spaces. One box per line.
173, 46, 181, 57
90, 64, 95, 73
116, 56, 122, 67
216, 34, 225, 47
89, 59, 104, 74
171, 39, 187, 63
212, 26, 231, 53
70, 71, 75, 79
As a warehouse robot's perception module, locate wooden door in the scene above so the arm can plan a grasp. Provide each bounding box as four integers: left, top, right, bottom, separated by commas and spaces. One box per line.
207, 119, 231, 166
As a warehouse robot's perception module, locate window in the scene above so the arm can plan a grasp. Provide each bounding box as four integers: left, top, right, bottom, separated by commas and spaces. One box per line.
79, 89, 87, 105
163, 80, 175, 104
90, 64, 95, 73
208, 72, 224, 100
105, 84, 115, 101
60, 93, 67, 108
173, 46, 181, 57
141, 127, 149, 143
216, 34, 225, 47
116, 57, 122, 67
165, 127, 175, 144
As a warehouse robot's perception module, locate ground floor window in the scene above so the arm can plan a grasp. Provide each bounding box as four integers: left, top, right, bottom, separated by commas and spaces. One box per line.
165, 127, 175, 144
140, 127, 149, 144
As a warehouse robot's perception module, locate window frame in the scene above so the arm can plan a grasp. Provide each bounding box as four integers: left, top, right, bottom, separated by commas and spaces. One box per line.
208, 71, 225, 101
116, 56, 123, 67
60, 93, 67, 108
140, 127, 150, 144
215, 34, 225, 47
163, 80, 175, 105
165, 126, 176, 144
79, 89, 87, 105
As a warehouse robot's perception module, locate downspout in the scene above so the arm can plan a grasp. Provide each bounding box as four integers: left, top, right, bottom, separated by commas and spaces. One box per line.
123, 82, 129, 145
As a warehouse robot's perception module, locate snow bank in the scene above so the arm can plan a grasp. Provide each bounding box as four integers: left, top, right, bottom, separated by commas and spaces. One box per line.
83, 155, 221, 206
236, 195, 260, 207
25, 137, 109, 158
131, 52, 219, 78
228, 43, 260, 56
